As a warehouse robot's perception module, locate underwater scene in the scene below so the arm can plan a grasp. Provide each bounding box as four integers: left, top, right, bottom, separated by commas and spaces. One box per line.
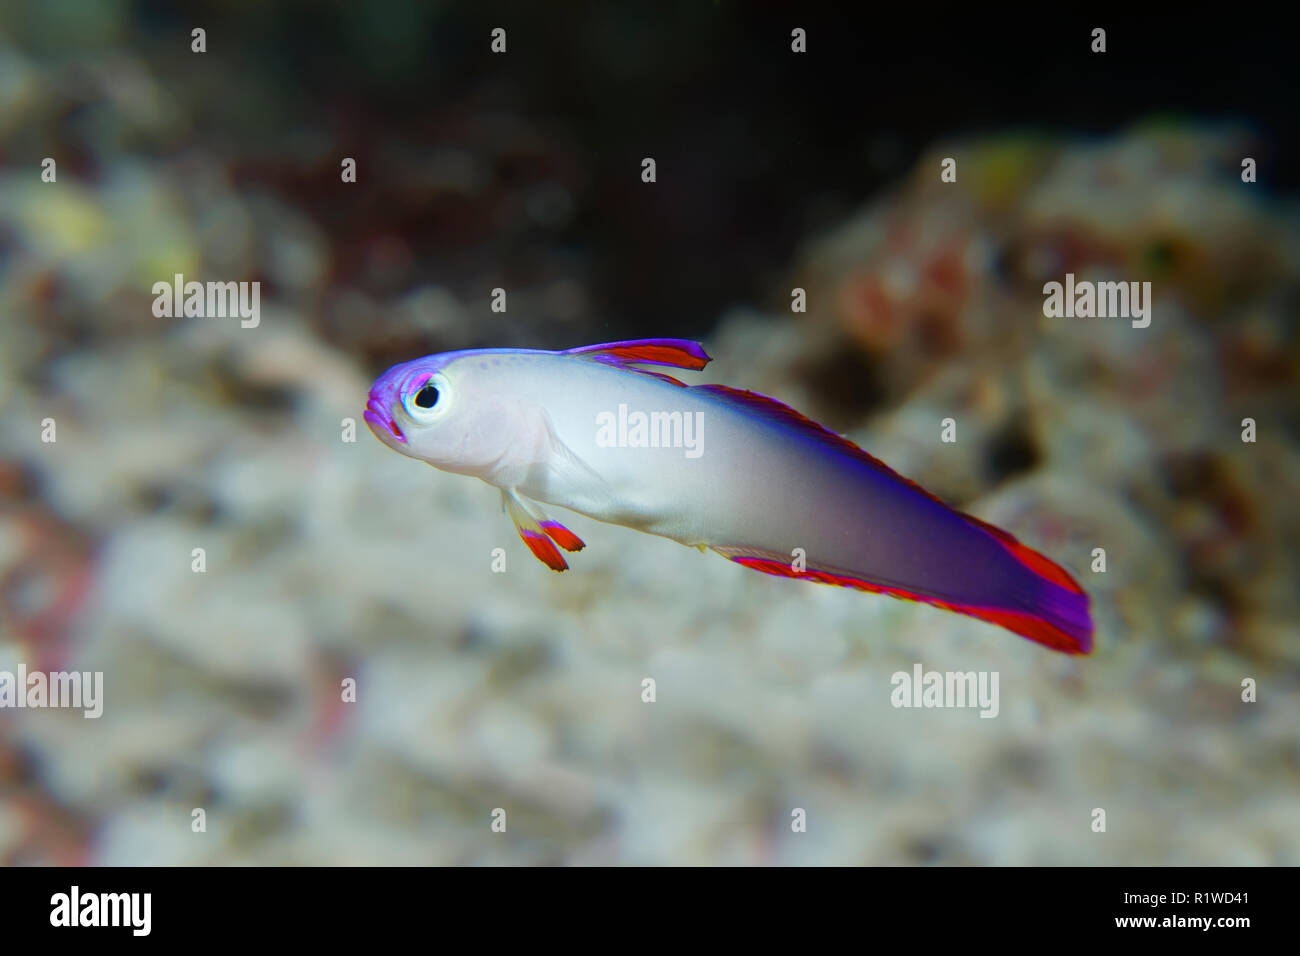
0, 4, 1297, 868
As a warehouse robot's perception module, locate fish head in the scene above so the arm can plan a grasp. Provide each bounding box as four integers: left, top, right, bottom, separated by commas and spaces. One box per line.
364, 350, 532, 477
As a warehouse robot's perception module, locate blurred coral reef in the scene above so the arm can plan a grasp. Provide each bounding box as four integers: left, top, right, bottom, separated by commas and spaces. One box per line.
1, 15, 1298, 866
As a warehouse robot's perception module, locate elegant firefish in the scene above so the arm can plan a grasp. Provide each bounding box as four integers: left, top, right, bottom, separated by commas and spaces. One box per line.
364, 339, 1093, 654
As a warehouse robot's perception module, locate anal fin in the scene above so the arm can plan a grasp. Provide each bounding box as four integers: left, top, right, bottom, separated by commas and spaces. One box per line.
713, 545, 1092, 655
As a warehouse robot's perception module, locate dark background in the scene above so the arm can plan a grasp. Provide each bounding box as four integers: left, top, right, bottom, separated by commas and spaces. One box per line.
12, 3, 1295, 337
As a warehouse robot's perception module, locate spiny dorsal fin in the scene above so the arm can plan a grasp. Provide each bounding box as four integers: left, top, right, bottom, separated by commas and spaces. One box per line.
564, 339, 711, 371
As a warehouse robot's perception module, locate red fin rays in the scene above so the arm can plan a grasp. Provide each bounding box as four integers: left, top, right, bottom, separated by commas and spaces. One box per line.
520, 529, 568, 572
720, 552, 1092, 656
565, 339, 711, 372
540, 521, 585, 552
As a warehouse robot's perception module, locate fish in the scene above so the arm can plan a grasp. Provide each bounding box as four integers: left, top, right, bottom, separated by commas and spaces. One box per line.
364, 338, 1093, 654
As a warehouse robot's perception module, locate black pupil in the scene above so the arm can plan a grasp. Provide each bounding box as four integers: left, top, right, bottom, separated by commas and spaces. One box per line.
414, 384, 439, 409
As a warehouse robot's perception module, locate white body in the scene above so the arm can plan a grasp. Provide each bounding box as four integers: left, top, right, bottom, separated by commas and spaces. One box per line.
420, 350, 1020, 608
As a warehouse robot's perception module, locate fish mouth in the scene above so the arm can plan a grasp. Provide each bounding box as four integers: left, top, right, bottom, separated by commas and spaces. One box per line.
364, 397, 406, 444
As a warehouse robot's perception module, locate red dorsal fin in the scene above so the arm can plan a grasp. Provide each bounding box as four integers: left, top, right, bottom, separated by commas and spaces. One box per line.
564, 339, 711, 371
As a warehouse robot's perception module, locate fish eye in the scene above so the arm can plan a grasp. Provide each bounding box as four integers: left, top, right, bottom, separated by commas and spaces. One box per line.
404, 372, 450, 423
413, 383, 439, 409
